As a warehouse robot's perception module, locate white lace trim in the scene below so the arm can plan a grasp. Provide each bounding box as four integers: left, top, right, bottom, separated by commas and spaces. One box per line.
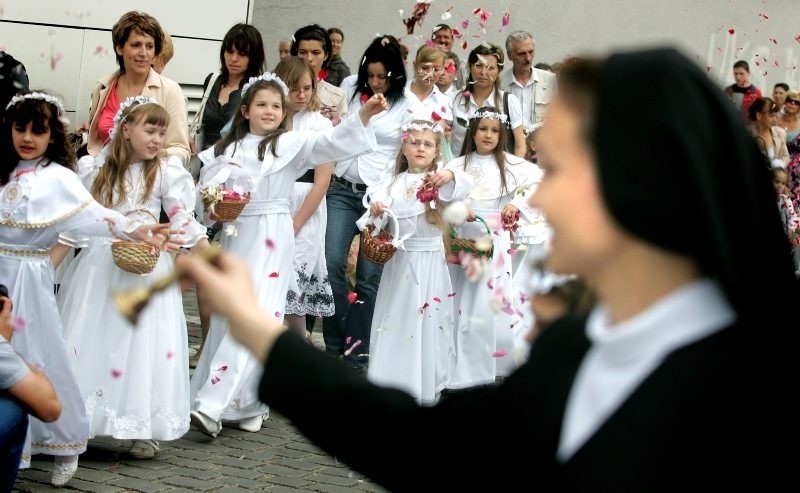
85, 388, 189, 439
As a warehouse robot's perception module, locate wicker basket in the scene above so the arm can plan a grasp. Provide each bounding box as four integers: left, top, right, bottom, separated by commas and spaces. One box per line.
205, 193, 250, 222
445, 215, 494, 264
360, 209, 399, 265
111, 210, 160, 274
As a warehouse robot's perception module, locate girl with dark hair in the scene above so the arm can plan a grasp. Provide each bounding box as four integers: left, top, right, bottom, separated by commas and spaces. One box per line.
1, 93, 175, 486
188, 74, 386, 438
447, 106, 542, 387
450, 44, 525, 157
177, 47, 794, 490
190, 22, 266, 368
291, 24, 347, 125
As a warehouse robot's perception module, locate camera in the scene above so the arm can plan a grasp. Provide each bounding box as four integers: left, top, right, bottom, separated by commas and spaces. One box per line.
0, 284, 8, 309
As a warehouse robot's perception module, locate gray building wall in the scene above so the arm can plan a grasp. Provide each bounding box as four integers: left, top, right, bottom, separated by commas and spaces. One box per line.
252, 0, 797, 93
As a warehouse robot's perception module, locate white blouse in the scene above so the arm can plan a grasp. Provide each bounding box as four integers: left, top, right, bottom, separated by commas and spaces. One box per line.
557, 278, 736, 461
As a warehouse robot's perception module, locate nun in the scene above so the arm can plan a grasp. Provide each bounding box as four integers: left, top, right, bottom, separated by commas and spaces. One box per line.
177, 48, 794, 491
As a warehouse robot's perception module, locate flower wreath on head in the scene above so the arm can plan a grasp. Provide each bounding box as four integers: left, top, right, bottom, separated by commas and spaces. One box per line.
468, 110, 509, 125
241, 73, 289, 99
5, 92, 66, 116
109, 95, 160, 139
400, 121, 445, 140
524, 121, 545, 136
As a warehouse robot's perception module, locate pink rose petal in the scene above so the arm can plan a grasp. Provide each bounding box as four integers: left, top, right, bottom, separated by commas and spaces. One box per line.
492, 349, 508, 358
211, 375, 221, 385
166, 351, 174, 360
269, 271, 279, 278
347, 291, 358, 304
265, 238, 276, 250
111, 369, 122, 378
343, 339, 362, 357
274, 311, 282, 318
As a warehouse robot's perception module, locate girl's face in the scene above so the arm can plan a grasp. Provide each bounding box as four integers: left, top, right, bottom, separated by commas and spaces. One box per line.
289, 72, 314, 113
473, 118, 501, 155
224, 46, 250, 78
414, 58, 444, 89
12, 121, 52, 161
402, 130, 438, 170
242, 88, 285, 136
530, 96, 627, 276
297, 40, 327, 76
330, 32, 343, 57
123, 118, 166, 162
773, 170, 788, 194
470, 54, 500, 90
366, 62, 389, 95
757, 108, 778, 127
117, 30, 156, 77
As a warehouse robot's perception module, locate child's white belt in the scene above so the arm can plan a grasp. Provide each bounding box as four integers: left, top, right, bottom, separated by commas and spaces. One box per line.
239, 199, 290, 216
400, 237, 443, 252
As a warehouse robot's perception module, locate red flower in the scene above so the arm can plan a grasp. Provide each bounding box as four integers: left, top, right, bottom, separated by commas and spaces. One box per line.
360, 93, 370, 103
502, 209, 521, 232
317, 69, 329, 81
416, 182, 440, 204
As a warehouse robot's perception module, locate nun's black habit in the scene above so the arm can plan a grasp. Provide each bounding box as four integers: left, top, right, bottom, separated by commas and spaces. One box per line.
250, 48, 794, 491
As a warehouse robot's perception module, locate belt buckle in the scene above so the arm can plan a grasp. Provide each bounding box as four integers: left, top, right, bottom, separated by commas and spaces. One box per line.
351, 181, 362, 193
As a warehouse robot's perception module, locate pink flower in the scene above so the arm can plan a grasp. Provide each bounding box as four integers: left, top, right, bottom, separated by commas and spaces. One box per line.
416, 182, 439, 204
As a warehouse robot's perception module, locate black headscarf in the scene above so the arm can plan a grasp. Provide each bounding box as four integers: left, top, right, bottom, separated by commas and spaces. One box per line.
592, 47, 797, 327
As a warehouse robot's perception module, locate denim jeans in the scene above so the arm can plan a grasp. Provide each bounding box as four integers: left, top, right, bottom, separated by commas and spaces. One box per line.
0, 393, 28, 489
324, 181, 384, 368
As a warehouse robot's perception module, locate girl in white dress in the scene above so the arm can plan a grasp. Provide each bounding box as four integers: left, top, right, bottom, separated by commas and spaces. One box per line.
274, 57, 335, 338
0, 92, 173, 486
446, 106, 543, 389
57, 97, 207, 460
363, 120, 472, 404
189, 74, 386, 437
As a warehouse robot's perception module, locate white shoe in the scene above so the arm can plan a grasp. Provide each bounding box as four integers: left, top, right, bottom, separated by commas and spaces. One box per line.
190, 410, 221, 437
51, 455, 78, 486
130, 439, 160, 459
238, 414, 264, 432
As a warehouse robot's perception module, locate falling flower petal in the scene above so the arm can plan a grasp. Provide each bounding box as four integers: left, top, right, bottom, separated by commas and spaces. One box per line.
418, 302, 430, 314
462, 41, 468, 50
211, 375, 221, 385
433, 297, 442, 303
93, 45, 105, 55
447, 292, 457, 297
502, 10, 511, 27
507, 248, 517, 255
461, 19, 470, 30
50, 52, 63, 71
10, 317, 25, 331
492, 349, 508, 358
215, 365, 228, 371
111, 369, 122, 378
166, 351, 174, 360
431, 111, 442, 122
265, 238, 275, 249
275, 311, 282, 318
269, 271, 279, 278
347, 291, 358, 304
441, 11, 452, 21
728, 28, 735, 35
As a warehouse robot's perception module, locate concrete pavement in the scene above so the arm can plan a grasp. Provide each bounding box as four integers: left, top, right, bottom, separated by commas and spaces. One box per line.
13, 287, 386, 493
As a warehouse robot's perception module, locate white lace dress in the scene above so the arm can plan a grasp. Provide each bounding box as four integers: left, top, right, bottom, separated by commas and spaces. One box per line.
0, 159, 144, 467
362, 169, 472, 404
57, 153, 206, 440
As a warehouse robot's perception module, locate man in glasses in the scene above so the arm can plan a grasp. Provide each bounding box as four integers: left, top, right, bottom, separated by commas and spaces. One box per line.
724, 60, 762, 124
501, 30, 556, 127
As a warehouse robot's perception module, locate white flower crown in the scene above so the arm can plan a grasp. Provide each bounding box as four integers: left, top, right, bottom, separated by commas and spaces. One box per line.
241, 73, 289, 98
525, 121, 545, 135
401, 121, 445, 134
5, 92, 66, 116
109, 96, 160, 139
468, 110, 508, 123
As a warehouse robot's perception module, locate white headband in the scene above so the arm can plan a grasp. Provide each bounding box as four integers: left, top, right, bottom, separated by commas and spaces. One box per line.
401, 121, 445, 135
468, 110, 508, 123
5, 92, 66, 116
109, 96, 160, 139
241, 73, 289, 98
525, 122, 545, 135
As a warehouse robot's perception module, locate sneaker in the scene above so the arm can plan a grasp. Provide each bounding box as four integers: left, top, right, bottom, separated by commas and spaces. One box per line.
130, 439, 160, 459
190, 410, 221, 438
237, 414, 263, 432
51, 455, 78, 486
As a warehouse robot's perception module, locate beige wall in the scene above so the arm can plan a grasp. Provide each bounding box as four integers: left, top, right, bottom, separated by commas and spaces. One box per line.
252, 0, 798, 93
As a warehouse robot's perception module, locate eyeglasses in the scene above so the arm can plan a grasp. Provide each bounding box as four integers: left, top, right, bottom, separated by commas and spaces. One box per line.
785, 98, 800, 105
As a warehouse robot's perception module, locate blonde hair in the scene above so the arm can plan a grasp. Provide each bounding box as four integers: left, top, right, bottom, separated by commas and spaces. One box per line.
154, 30, 174, 66
414, 46, 445, 67
92, 103, 169, 208
273, 56, 321, 112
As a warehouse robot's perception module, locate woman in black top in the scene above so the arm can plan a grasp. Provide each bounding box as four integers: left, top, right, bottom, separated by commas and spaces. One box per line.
198, 23, 266, 150
179, 48, 794, 491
